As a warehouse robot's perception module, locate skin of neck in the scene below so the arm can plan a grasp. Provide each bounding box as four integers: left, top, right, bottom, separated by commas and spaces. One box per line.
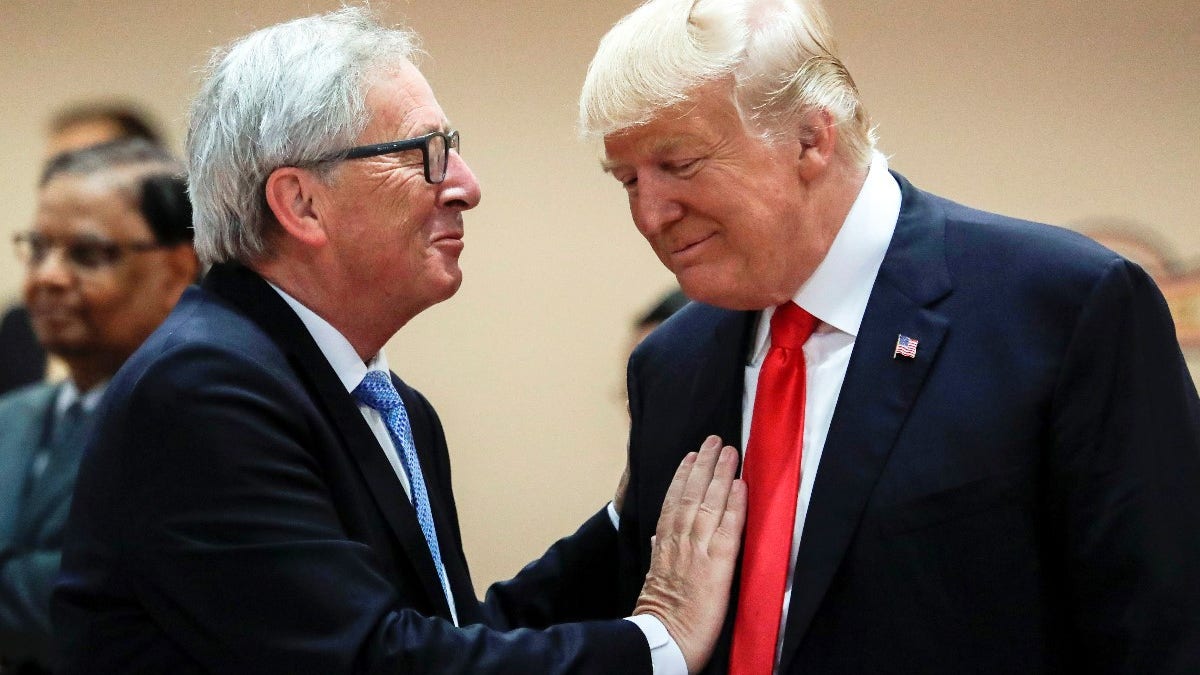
253, 254, 408, 364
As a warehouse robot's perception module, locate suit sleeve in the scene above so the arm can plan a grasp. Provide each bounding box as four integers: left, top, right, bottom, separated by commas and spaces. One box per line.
478, 507, 626, 630
1047, 258, 1200, 672
54, 345, 650, 675
0, 548, 57, 660
396, 385, 627, 631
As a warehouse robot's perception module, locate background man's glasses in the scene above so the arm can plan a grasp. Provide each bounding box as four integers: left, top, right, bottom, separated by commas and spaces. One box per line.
13, 232, 166, 273
328, 130, 460, 184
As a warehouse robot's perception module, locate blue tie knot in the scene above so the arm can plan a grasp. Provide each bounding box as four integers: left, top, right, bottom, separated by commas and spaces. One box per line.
354, 370, 401, 412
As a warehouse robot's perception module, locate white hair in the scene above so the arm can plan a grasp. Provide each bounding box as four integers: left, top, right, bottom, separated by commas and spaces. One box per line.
579, 0, 876, 168
186, 7, 418, 265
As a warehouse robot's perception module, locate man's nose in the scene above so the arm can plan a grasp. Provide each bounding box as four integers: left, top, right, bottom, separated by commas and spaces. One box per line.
440, 151, 481, 211
631, 175, 684, 236
27, 246, 76, 286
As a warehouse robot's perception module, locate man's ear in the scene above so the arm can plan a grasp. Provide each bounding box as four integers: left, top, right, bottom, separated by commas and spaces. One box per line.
159, 245, 200, 306
165, 246, 200, 287
796, 108, 838, 182
264, 166, 330, 248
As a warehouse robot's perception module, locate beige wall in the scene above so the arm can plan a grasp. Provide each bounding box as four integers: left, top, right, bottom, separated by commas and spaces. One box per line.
2, 1, 1197, 592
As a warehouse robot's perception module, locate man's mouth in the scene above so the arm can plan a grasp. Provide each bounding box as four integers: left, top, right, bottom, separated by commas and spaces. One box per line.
670, 232, 716, 256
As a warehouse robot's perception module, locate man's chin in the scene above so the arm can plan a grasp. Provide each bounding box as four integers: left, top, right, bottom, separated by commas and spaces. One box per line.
430, 271, 464, 304
677, 276, 777, 311
38, 339, 92, 360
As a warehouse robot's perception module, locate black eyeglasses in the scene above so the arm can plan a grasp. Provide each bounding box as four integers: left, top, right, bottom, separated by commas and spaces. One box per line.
13, 232, 166, 273
328, 130, 460, 184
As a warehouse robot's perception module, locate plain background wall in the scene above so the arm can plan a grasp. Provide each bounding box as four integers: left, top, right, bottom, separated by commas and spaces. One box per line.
1, 0, 1197, 593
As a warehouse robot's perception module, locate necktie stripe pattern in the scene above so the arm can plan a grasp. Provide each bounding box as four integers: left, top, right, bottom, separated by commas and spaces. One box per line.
353, 371, 452, 608
730, 302, 818, 674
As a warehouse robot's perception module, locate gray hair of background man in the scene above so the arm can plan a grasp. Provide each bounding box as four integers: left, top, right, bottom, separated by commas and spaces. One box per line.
578, 0, 877, 168
186, 7, 417, 265
40, 138, 193, 246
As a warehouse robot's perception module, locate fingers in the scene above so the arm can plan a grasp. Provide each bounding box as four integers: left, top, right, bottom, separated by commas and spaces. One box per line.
689, 446, 741, 547
710, 477, 747, 560
658, 436, 722, 538
637, 441, 745, 675
656, 450, 698, 532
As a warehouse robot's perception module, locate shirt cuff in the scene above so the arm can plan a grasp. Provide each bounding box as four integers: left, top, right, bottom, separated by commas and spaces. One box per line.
606, 500, 620, 529
625, 614, 687, 675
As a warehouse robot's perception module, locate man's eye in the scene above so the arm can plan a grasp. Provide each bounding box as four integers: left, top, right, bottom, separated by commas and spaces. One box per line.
665, 159, 699, 174
69, 242, 121, 269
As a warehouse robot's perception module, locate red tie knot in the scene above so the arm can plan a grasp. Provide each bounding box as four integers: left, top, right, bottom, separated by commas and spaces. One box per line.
770, 302, 817, 349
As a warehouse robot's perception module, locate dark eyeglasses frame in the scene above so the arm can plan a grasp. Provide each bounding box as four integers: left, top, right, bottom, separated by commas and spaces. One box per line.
329, 130, 460, 184
13, 231, 167, 273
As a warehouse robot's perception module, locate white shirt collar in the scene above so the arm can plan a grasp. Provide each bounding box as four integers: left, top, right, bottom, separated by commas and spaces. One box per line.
750, 152, 901, 363
268, 283, 389, 394
55, 379, 108, 417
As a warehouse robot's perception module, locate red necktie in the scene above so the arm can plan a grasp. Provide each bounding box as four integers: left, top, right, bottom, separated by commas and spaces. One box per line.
730, 301, 817, 675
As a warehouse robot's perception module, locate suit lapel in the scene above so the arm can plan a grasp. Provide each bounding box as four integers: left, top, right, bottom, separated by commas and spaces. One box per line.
202, 264, 452, 619
0, 385, 57, 542
777, 175, 953, 671
682, 307, 756, 674
18, 399, 94, 539
698, 307, 756, 458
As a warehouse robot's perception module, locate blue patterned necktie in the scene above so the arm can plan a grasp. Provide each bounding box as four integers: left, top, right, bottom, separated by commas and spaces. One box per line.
353, 371, 452, 609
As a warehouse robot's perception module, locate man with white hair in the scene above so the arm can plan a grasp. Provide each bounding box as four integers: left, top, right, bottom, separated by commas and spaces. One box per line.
580, 0, 1200, 673
53, 9, 744, 674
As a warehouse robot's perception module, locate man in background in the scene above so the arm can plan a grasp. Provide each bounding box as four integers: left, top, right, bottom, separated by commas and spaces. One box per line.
44, 102, 163, 160
1, 101, 165, 397
580, 0, 1200, 672
54, 9, 743, 674
0, 138, 197, 672
631, 287, 688, 350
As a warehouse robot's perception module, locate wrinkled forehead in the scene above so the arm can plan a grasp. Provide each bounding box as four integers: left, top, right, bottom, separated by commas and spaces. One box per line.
360, 62, 451, 140
601, 85, 747, 166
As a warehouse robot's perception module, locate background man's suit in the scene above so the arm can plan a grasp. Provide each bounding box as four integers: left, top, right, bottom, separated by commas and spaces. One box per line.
0, 382, 92, 667
55, 263, 649, 674
620, 174, 1200, 673
0, 307, 46, 396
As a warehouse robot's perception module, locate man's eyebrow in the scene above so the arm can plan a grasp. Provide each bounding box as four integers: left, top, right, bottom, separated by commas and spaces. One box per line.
599, 136, 697, 173
407, 119, 452, 136
600, 157, 625, 173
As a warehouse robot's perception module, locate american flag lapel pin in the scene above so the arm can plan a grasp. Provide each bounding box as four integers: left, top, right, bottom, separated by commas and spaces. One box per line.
894, 334, 918, 359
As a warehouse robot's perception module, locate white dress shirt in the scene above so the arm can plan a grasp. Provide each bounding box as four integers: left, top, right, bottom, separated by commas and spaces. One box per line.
53, 378, 108, 418
741, 152, 901, 670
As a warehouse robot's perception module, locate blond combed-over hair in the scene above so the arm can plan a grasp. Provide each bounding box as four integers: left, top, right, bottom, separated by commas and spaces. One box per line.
579, 0, 877, 168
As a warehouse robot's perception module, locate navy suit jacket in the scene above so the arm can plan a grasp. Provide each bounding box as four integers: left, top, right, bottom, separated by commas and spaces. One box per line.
621, 174, 1200, 673
54, 263, 650, 674
0, 382, 91, 666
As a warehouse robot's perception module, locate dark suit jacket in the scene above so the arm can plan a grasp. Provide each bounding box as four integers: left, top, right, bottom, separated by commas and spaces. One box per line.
621, 174, 1200, 674
53, 263, 649, 674
0, 382, 91, 667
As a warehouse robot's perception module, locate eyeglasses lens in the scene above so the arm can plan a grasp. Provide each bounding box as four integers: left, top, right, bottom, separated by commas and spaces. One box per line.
15, 234, 129, 271
428, 134, 448, 184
